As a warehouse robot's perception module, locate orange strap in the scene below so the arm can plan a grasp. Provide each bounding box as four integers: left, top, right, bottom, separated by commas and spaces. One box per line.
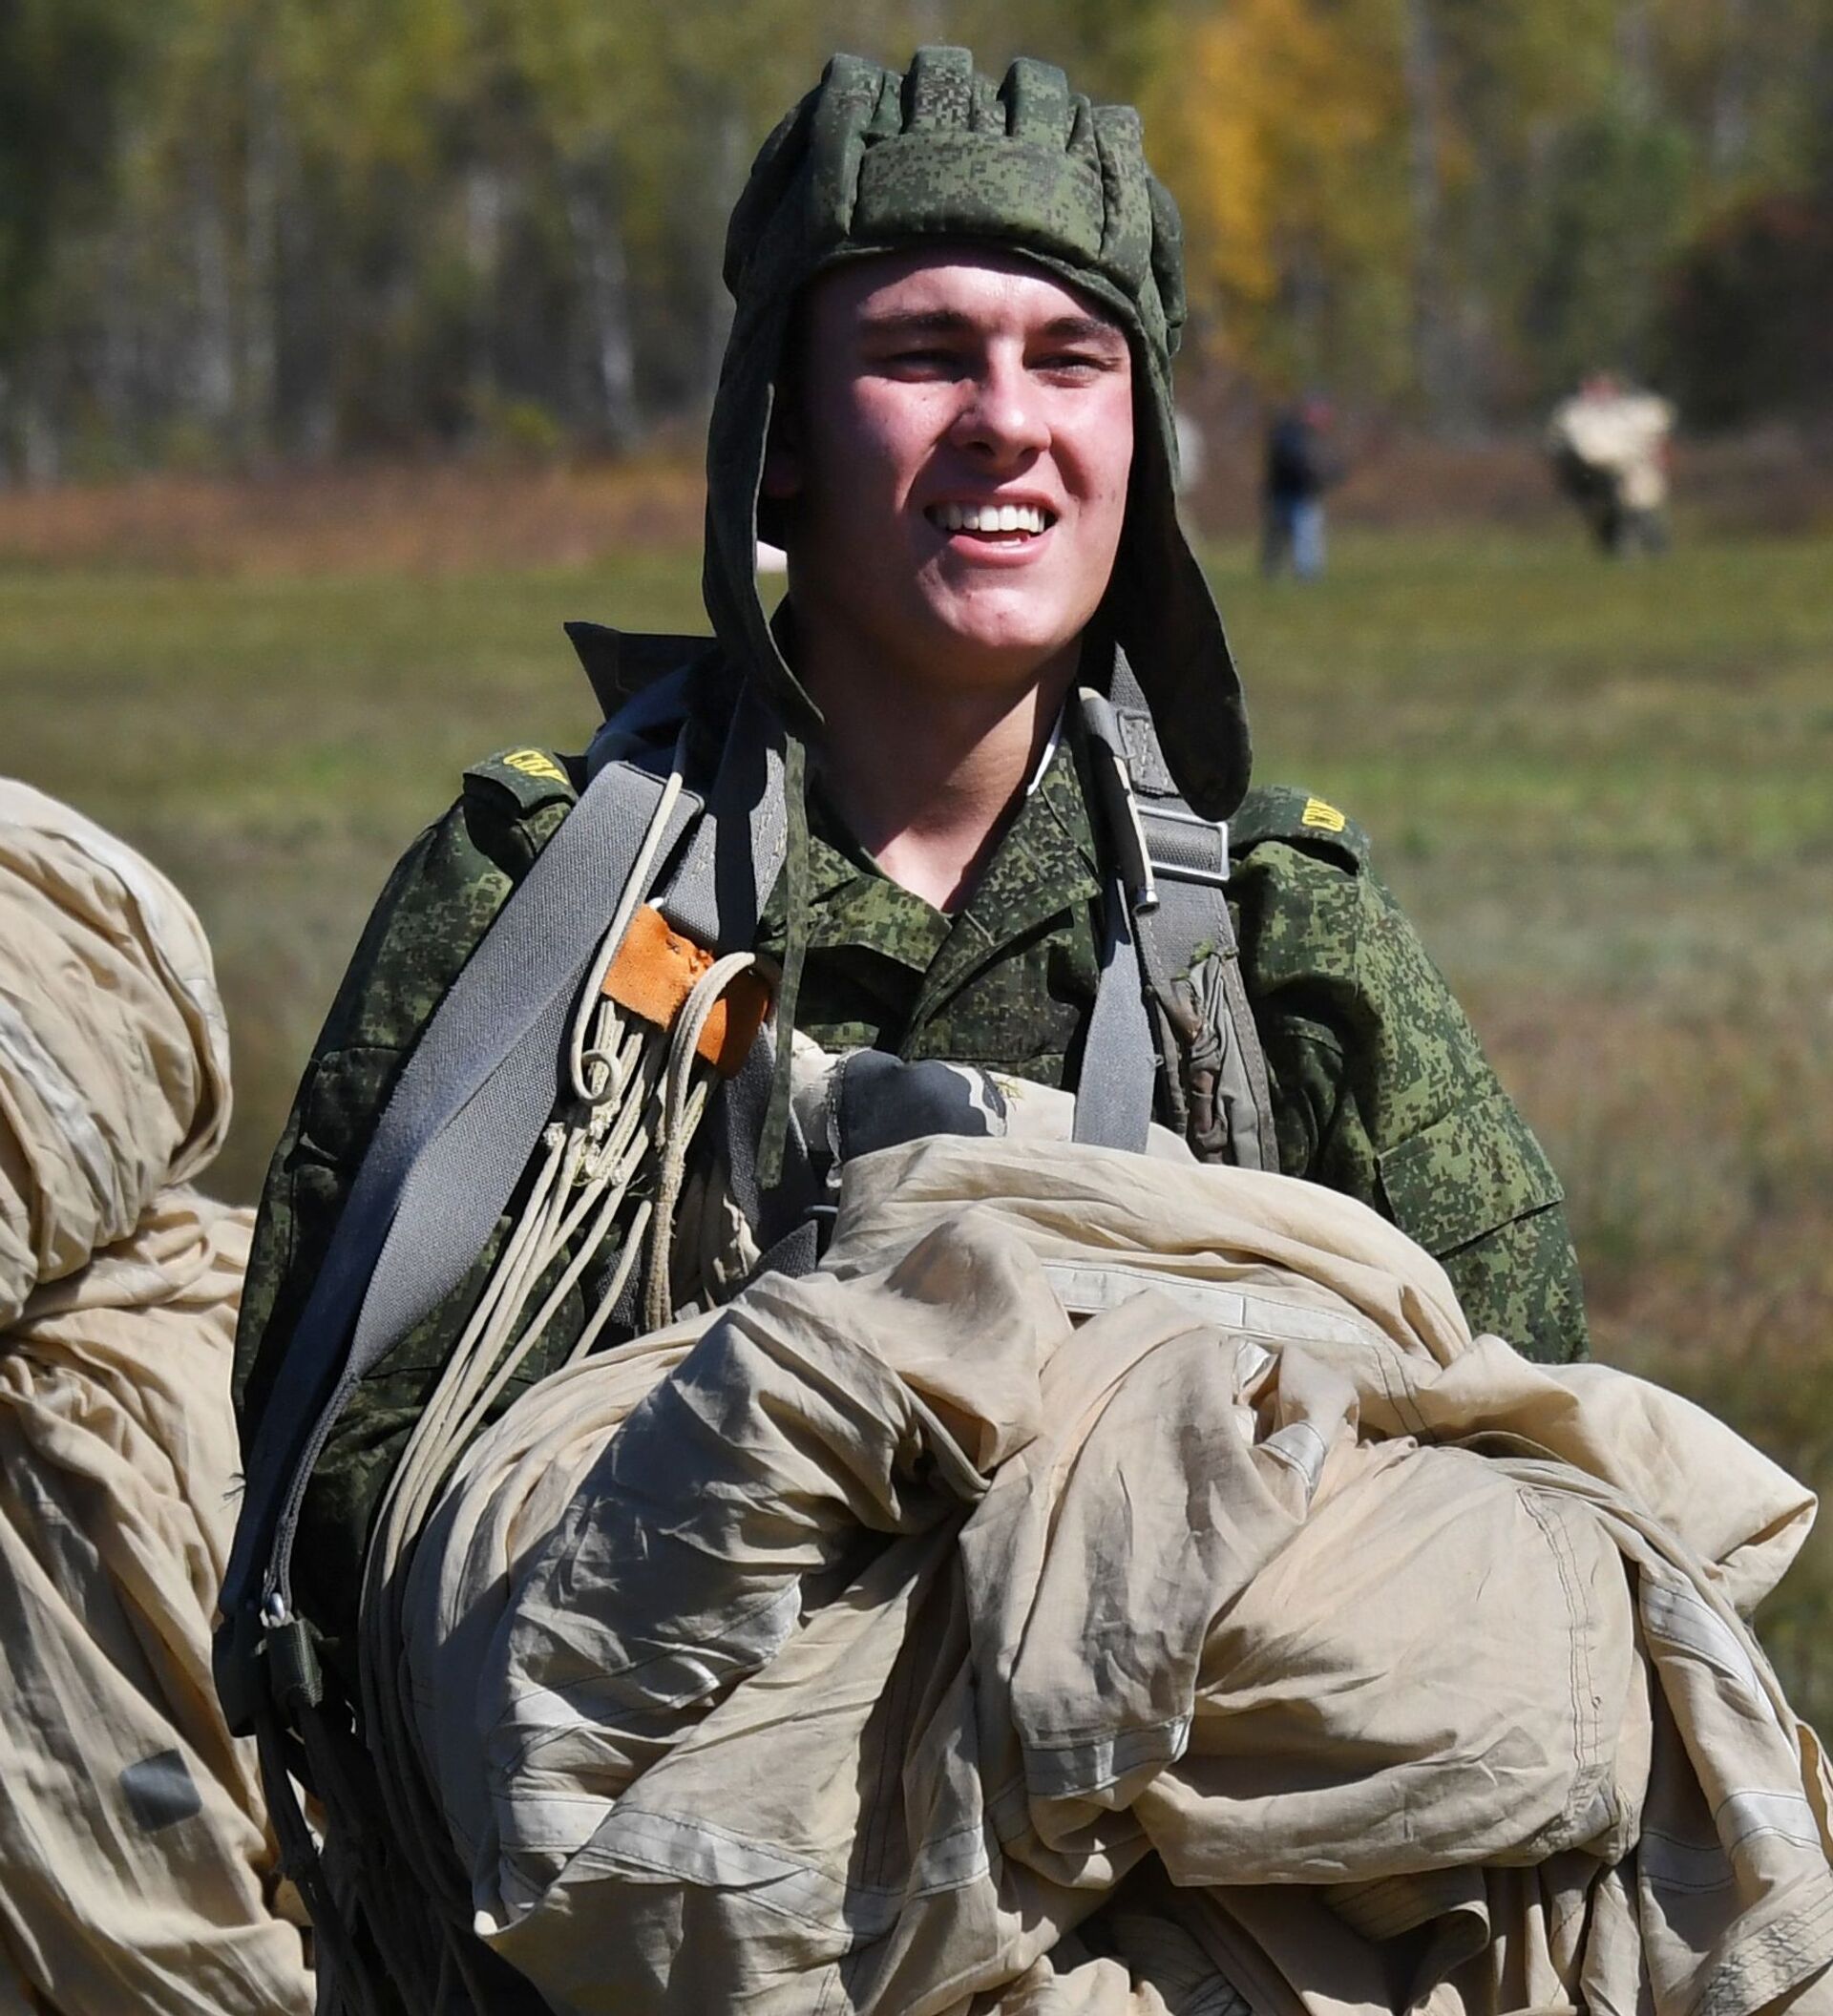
600, 905, 770, 1077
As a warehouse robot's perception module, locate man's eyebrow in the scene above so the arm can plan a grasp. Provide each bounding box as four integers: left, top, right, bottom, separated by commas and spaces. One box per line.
1036, 314, 1127, 346
855, 309, 978, 339
855, 308, 1126, 345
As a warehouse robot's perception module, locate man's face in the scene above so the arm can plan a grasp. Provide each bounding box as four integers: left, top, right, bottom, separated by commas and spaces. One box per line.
765, 247, 1135, 699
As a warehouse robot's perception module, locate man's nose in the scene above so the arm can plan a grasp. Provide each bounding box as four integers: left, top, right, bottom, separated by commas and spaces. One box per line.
948, 353, 1049, 462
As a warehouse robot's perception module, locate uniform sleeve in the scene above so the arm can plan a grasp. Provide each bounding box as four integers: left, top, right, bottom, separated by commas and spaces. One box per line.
1234, 837, 1589, 1363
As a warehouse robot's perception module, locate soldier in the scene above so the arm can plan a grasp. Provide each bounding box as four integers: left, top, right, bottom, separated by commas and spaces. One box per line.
225, 48, 1588, 2010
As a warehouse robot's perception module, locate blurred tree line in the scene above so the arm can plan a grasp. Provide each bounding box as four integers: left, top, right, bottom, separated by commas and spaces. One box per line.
1, 0, 1828, 480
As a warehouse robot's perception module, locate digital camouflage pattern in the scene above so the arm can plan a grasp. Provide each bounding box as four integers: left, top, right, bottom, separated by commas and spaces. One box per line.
769, 745, 1585, 1365
234, 734, 1588, 1688
757, 731, 1102, 1081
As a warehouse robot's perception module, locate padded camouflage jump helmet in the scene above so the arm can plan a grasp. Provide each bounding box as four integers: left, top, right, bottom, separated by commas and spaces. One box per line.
704, 46, 1251, 823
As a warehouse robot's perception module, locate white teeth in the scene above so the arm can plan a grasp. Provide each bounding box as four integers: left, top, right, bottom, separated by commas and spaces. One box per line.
933, 501, 1048, 536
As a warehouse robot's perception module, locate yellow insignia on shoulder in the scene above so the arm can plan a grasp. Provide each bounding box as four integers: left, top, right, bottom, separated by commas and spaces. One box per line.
504, 749, 568, 785
1301, 797, 1348, 834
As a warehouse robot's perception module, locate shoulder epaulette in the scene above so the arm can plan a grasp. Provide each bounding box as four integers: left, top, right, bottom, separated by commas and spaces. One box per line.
461, 746, 582, 819
1229, 784, 1372, 872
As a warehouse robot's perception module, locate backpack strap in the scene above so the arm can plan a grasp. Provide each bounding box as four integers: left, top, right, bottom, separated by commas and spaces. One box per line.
654, 681, 790, 952
1074, 660, 1276, 1170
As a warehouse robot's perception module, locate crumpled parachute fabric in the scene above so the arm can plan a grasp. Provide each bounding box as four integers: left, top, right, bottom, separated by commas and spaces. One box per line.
0, 779, 231, 1325
0, 781, 311, 2014
399, 1137, 1833, 2016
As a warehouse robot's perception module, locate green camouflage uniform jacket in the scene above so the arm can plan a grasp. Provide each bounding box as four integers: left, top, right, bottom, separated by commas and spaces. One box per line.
235, 729, 1587, 1688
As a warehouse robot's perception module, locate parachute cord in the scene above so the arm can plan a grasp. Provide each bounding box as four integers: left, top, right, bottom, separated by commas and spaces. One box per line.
358, 728, 765, 1936
643, 949, 763, 1334
566, 1201, 651, 1364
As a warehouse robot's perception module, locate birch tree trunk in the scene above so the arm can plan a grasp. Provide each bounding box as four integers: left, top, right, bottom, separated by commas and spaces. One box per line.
1400, 0, 1454, 428
242, 65, 282, 462
189, 157, 237, 441
464, 162, 507, 427
700, 107, 747, 411
1615, 0, 1655, 117
563, 161, 638, 449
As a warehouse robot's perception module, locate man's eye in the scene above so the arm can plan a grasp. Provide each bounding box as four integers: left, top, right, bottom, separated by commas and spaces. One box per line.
1038, 352, 1110, 375
865, 345, 960, 368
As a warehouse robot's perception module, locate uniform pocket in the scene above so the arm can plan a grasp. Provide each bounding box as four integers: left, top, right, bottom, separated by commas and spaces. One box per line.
1378, 1093, 1564, 1257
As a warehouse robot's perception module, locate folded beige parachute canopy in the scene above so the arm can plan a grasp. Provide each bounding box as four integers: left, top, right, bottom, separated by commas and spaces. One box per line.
394, 1138, 1833, 2016
0, 781, 313, 2016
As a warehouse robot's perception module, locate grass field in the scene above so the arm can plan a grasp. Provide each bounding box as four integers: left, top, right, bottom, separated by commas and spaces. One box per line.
4, 519, 1831, 1712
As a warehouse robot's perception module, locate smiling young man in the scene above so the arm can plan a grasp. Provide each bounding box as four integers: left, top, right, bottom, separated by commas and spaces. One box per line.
227, 58, 1588, 1987
763, 248, 1133, 914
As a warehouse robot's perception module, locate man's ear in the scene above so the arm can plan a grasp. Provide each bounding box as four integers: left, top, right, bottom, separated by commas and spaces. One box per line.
761, 391, 802, 502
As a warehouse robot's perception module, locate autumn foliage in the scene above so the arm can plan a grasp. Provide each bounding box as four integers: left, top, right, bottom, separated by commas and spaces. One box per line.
2, 0, 1830, 476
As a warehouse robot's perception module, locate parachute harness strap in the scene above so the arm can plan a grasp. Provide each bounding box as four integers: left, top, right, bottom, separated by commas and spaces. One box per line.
356, 734, 769, 1915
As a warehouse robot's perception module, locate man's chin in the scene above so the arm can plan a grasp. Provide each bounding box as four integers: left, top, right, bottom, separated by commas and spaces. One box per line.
907, 610, 1088, 695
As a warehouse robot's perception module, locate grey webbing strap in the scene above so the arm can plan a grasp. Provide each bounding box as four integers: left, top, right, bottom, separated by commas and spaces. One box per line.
1071, 865, 1157, 1153
655, 682, 789, 951
662, 684, 811, 1252
1134, 799, 1276, 1173
1138, 804, 1229, 890
1107, 652, 1172, 784
1079, 688, 1156, 901
223, 757, 699, 1618
1074, 690, 1160, 1152
1081, 665, 1278, 1170
1136, 809, 1276, 1174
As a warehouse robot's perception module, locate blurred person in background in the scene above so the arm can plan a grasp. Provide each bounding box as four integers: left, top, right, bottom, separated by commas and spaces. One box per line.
1547, 369, 1676, 556
0, 783, 313, 2015
1261, 393, 1341, 579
